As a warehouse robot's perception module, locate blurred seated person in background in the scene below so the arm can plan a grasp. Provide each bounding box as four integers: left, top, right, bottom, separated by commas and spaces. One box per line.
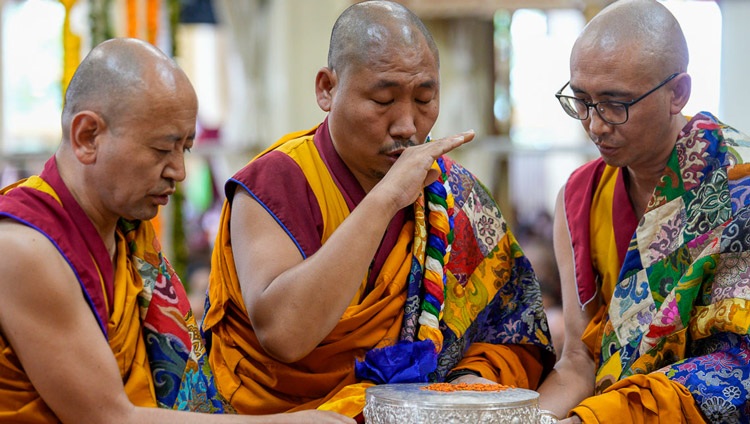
188, 261, 212, 323
202, 0, 555, 420
536, 1, 750, 423
0, 37, 351, 424
522, 235, 565, 360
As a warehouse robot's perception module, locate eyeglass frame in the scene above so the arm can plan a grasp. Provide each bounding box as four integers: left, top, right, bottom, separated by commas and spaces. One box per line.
555, 72, 681, 125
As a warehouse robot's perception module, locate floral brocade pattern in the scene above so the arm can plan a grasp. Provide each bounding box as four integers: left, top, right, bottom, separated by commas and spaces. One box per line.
120, 220, 230, 413
596, 113, 750, 422
664, 333, 750, 423
400, 157, 554, 380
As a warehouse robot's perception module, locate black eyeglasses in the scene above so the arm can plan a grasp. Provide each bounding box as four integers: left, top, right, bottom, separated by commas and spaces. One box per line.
555, 72, 680, 125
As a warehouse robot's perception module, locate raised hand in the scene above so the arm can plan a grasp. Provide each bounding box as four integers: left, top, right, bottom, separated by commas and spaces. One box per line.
371, 130, 475, 214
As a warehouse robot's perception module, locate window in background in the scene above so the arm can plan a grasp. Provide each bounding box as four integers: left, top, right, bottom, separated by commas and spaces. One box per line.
505, 8, 588, 227
2, 0, 65, 154
509, 8, 585, 149
662, 0, 721, 117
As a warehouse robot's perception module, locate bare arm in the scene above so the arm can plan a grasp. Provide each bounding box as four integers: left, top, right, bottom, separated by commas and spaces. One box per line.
0, 221, 353, 424
232, 131, 475, 362
536, 188, 598, 419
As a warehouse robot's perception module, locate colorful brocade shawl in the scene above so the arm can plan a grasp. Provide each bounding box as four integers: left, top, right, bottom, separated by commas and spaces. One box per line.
565, 113, 750, 423
203, 119, 555, 417
0, 158, 228, 421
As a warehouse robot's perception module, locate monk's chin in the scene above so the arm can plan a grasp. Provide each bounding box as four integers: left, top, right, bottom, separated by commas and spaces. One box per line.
125, 207, 161, 222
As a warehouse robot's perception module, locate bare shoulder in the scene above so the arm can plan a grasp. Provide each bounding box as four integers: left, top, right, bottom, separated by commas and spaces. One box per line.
0, 219, 70, 282
0, 218, 133, 423
0, 218, 80, 330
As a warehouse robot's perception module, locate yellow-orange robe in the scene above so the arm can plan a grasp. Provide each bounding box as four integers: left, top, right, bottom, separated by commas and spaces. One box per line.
0, 158, 227, 422
203, 119, 555, 417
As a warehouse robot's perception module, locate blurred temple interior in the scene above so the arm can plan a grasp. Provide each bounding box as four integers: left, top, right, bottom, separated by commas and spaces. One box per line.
1, 0, 749, 332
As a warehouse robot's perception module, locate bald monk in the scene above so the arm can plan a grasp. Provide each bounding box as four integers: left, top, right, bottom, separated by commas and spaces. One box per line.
0, 38, 352, 424
536, 1, 750, 423
203, 0, 555, 419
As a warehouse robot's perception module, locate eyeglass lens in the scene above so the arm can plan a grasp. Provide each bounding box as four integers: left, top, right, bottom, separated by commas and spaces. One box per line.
562, 98, 628, 124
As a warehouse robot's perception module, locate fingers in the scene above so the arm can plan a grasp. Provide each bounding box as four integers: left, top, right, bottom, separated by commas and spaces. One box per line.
435, 129, 476, 145
322, 411, 357, 423
373, 129, 476, 210
417, 130, 473, 188
290, 411, 356, 423
426, 129, 475, 157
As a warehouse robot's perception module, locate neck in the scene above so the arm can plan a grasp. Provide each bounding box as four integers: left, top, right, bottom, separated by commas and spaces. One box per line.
624, 167, 661, 220
55, 152, 118, 260
625, 115, 687, 219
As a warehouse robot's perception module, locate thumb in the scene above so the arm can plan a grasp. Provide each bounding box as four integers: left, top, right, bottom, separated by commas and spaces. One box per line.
423, 167, 440, 188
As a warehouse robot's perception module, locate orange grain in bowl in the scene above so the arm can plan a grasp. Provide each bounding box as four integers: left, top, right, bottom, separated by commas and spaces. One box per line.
421, 382, 512, 392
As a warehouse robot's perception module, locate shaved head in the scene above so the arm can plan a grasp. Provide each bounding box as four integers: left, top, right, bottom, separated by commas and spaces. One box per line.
565, 0, 693, 172
327, 0, 439, 77
61, 38, 193, 140
573, 0, 688, 79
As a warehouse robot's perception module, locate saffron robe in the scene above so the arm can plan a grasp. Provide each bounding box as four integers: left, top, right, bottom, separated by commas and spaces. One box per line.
0, 158, 228, 422
564, 113, 750, 423
203, 119, 555, 417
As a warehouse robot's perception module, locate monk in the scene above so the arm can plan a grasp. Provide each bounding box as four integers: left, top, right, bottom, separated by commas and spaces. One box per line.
536, 1, 750, 423
203, 0, 555, 419
0, 38, 352, 424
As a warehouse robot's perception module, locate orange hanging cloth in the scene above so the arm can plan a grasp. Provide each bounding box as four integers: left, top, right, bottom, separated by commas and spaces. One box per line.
126, 0, 138, 38
147, 0, 160, 45
127, 0, 160, 44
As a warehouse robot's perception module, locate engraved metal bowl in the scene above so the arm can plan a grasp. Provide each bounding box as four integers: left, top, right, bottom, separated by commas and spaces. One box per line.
363, 383, 539, 424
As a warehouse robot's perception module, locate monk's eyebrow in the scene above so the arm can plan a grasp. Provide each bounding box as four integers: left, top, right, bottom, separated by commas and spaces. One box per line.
417, 80, 437, 89
371, 79, 437, 90
570, 83, 630, 99
164, 132, 196, 142
371, 80, 399, 90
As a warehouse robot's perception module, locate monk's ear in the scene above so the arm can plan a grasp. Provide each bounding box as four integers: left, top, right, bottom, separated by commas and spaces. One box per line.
315, 67, 337, 112
670, 73, 691, 115
69, 111, 105, 165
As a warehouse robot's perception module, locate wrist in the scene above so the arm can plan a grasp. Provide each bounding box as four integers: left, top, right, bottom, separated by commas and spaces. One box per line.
444, 368, 480, 382
538, 409, 559, 424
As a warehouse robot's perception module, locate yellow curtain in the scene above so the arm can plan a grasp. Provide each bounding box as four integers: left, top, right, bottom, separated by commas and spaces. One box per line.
59, 0, 81, 96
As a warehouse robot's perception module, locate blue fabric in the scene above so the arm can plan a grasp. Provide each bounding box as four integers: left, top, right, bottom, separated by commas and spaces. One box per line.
355, 340, 438, 384
665, 333, 750, 423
